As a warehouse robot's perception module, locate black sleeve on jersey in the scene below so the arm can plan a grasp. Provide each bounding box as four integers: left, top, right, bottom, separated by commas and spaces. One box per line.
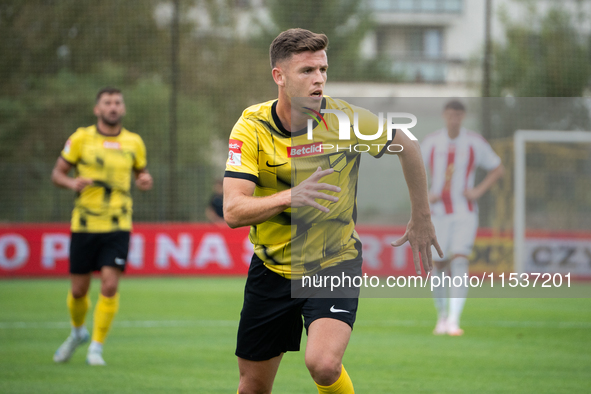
374, 129, 397, 159
224, 171, 258, 184
59, 155, 76, 166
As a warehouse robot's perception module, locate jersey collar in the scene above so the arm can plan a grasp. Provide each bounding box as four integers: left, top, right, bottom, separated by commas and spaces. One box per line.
95, 124, 123, 137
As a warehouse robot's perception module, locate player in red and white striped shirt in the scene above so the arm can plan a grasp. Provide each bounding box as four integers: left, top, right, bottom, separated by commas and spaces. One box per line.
421, 100, 504, 336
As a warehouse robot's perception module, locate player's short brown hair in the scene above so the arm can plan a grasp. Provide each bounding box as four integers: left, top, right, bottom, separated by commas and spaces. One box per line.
269, 28, 329, 68
444, 99, 466, 112
96, 87, 122, 102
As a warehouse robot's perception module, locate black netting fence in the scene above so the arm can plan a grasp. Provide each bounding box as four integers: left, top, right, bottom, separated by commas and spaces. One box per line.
1, 0, 590, 224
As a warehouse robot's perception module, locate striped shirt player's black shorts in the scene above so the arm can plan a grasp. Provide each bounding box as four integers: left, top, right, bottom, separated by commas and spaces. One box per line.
236, 254, 361, 361
69, 231, 130, 274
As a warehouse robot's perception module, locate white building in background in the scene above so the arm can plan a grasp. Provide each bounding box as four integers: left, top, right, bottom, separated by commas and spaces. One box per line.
331, 0, 491, 97
364, 0, 487, 84
331, 0, 591, 97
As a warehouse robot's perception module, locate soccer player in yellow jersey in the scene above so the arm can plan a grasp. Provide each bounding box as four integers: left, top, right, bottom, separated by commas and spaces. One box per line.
224, 29, 443, 394
51, 87, 153, 366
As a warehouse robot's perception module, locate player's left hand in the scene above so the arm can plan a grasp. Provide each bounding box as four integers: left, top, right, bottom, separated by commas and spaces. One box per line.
463, 188, 481, 201
391, 216, 443, 275
135, 172, 153, 191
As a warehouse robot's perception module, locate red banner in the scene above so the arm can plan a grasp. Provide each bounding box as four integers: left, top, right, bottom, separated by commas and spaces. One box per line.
0, 224, 253, 277
1, 224, 590, 278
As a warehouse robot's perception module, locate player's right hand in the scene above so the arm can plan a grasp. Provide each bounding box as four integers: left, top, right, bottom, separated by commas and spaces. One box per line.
391, 217, 443, 275
428, 193, 441, 204
290, 167, 340, 213
71, 177, 93, 192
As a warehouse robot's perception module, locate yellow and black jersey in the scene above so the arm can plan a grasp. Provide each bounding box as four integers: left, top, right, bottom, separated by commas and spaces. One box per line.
225, 97, 393, 279
60, 125, 147, 233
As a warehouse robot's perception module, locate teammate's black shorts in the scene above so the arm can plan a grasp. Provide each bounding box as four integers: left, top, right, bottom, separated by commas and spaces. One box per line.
236, 254, 361, 361
69, 231, 130, 274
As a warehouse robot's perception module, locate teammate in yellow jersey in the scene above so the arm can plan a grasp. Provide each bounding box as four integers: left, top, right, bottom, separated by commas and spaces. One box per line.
51, 87, 153, 366
224, 29, 443, 394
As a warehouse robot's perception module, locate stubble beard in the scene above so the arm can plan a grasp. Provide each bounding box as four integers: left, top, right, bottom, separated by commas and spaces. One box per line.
101, 114, 122, 127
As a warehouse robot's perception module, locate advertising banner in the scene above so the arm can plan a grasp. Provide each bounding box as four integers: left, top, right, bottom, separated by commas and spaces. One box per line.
1, 224, 590, 278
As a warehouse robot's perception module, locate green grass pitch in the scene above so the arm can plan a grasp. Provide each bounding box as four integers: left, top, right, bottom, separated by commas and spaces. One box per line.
1, 277, 590, 393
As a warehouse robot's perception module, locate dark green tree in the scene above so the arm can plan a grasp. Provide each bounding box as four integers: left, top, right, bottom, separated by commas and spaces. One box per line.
492, 0, 591, 97
0, 0, 169, 93
260, 0, 384, 81
0, 1, 216, 222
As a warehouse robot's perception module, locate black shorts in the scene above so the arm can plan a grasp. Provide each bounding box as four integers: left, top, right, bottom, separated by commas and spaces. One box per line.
235, 254, 361, 361
69, 231, 130, 274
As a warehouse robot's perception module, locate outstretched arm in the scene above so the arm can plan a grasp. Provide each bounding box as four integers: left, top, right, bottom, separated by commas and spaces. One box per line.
388, 132, 443, 274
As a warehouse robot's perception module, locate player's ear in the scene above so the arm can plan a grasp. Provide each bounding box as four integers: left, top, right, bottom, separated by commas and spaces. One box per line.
272, 66, 285, 87
93, 104, 100, 117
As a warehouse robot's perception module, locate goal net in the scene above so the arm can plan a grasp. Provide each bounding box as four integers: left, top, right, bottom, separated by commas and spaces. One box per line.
513, 131, 591, 278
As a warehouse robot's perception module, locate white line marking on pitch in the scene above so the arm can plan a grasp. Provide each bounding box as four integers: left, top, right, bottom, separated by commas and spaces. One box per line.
0, 320, 238, 329
358, 320, 591, 329
0, 319, 590, 329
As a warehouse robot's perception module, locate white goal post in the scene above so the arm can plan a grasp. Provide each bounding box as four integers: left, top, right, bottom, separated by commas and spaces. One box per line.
513, 130, 591, 275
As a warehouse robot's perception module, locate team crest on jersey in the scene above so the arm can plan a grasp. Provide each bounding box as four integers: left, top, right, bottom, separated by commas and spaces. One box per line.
287, 142, 323, 158
228, 139, 243, 166
328, 152, 347, 172
64, 139, 72, 154
103, 141, 121, 150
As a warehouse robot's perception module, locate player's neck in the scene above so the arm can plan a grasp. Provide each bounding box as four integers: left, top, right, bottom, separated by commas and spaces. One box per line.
447, 127, 461, 139
277, 96, 311, 133
275, 97, 292, 132
276, 95, 318, 133
97, 120, 122, 136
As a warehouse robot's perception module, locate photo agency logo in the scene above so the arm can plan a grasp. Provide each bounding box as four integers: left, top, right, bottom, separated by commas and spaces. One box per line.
305, 108, 418, 153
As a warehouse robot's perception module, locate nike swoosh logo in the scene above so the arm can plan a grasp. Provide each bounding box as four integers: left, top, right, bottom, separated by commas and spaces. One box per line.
330, 305, 350, 313
266, 161, 287, 168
